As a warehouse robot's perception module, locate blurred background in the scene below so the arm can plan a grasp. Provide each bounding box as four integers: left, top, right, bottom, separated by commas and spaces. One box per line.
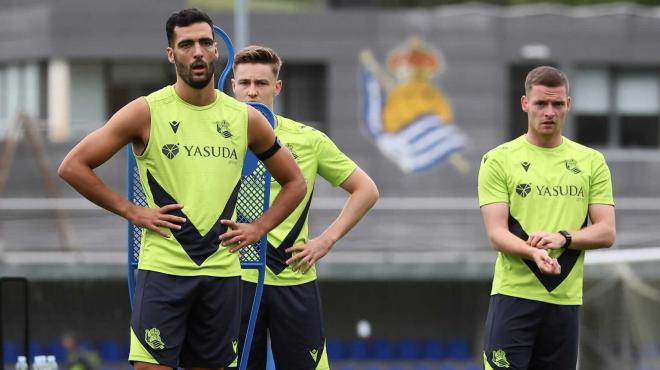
1, 0, 660, 369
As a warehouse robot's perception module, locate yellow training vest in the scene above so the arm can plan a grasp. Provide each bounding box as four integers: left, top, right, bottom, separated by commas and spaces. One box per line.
135, 85, 248, 277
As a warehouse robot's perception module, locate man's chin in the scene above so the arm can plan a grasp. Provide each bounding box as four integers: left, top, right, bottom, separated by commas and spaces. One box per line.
539, 130, 559, 137
187, 77, 213, 90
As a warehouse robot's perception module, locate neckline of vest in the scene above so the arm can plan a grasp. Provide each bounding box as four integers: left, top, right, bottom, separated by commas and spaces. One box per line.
169, 85, 220, 111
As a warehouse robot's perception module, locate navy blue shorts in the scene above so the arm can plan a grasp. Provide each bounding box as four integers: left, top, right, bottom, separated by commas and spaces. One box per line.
129, 270, 241, 368
238, 280, 328, 370
483, 294, 579, 370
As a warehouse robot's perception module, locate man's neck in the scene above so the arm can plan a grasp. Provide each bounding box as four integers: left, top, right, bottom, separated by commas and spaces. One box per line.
525, 132, 563, 148
174, 80, 216, 106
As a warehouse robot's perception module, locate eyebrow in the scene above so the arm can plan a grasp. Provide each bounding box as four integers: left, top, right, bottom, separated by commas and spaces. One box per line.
533, 98, 566, 104
176, 36, 214, 46
238, 78, 270, 83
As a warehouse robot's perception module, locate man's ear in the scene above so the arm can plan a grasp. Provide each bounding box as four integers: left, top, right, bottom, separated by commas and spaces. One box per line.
274, 80, 283, 97
166, 47, 175, 64
521, 95, 529, 113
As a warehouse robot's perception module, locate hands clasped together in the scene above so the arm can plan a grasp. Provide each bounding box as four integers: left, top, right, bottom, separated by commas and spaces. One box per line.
526, 232, 568, 275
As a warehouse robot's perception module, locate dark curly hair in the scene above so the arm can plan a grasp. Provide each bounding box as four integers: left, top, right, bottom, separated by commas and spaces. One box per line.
165, 8, 214, 46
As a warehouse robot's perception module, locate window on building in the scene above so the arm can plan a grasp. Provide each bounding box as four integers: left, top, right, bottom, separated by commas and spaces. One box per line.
70, 62, 108, 136
278, 63, 327, 131
573, 68, 660, 148
0, 63, 43, 138
108, 61, 174, 115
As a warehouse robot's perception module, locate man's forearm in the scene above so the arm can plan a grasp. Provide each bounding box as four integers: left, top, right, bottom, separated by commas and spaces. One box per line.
58, 161, 136, 221
319, 185, 378, 246
488, 228, 539, 260
253, 178, 306, 235
568, 222, 616, 250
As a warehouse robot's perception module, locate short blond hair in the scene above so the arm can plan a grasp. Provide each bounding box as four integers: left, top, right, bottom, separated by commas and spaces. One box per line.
234, 45, 282, 77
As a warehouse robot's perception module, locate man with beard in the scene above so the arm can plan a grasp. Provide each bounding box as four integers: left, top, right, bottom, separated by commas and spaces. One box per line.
58, 8, 306, 370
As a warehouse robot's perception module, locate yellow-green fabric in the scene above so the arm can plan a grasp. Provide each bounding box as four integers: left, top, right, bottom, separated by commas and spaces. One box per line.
483, 352, 495, 370
478, 135, 614, 305
136, 85, 248, 277
129, 326, 158, 364
242, 116, 357, 286
315, 341, 330, 370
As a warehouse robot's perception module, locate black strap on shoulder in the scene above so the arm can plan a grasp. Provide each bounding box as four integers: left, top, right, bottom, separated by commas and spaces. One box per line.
256, 137, 281, 161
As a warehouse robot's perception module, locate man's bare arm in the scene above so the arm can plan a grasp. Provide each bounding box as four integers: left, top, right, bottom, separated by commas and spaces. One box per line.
220, 106, 306, 250
58, 98, 186, 237
528, 204, 615, 251
286, 168, 379, 272
481, 202, 560, 275
572, 204, 616, 249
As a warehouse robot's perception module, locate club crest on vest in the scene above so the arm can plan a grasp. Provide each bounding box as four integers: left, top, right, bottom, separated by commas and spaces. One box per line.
217, 120, 233, 138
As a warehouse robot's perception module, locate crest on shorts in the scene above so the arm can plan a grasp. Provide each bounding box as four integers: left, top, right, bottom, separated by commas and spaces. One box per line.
491, 349, 510, 368
145, 328, 165, 350
359, 36, 468, 173
232, 339, 238, 354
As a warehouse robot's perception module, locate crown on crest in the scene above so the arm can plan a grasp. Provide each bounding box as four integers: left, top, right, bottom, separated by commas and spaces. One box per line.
386, 36, 442, 75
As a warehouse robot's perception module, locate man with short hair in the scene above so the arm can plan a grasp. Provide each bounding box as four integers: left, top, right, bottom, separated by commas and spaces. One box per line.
58, 9, 306, 370
478, 66, 616, 370
231, 45, 379, 370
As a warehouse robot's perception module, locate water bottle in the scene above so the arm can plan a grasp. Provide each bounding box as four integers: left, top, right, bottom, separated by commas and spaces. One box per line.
46, 356, 58, 370
15, 356, 28, 370
33, 355, 46, 370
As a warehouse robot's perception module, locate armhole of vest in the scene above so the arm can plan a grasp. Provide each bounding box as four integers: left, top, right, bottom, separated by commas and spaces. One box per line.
135, 96, 154, 160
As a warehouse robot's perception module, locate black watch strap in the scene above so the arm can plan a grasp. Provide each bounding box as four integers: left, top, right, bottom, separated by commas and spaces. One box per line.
559, 230, 572, 249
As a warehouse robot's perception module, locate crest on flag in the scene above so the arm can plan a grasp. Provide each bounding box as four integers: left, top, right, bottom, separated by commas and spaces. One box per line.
359, 36, 469, 173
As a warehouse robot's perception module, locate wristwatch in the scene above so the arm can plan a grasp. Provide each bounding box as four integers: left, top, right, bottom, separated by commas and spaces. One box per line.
559, 230, 572, 249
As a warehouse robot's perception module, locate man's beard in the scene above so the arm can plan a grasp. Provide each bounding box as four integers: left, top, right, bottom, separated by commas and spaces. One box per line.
175, 58, 216, 90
